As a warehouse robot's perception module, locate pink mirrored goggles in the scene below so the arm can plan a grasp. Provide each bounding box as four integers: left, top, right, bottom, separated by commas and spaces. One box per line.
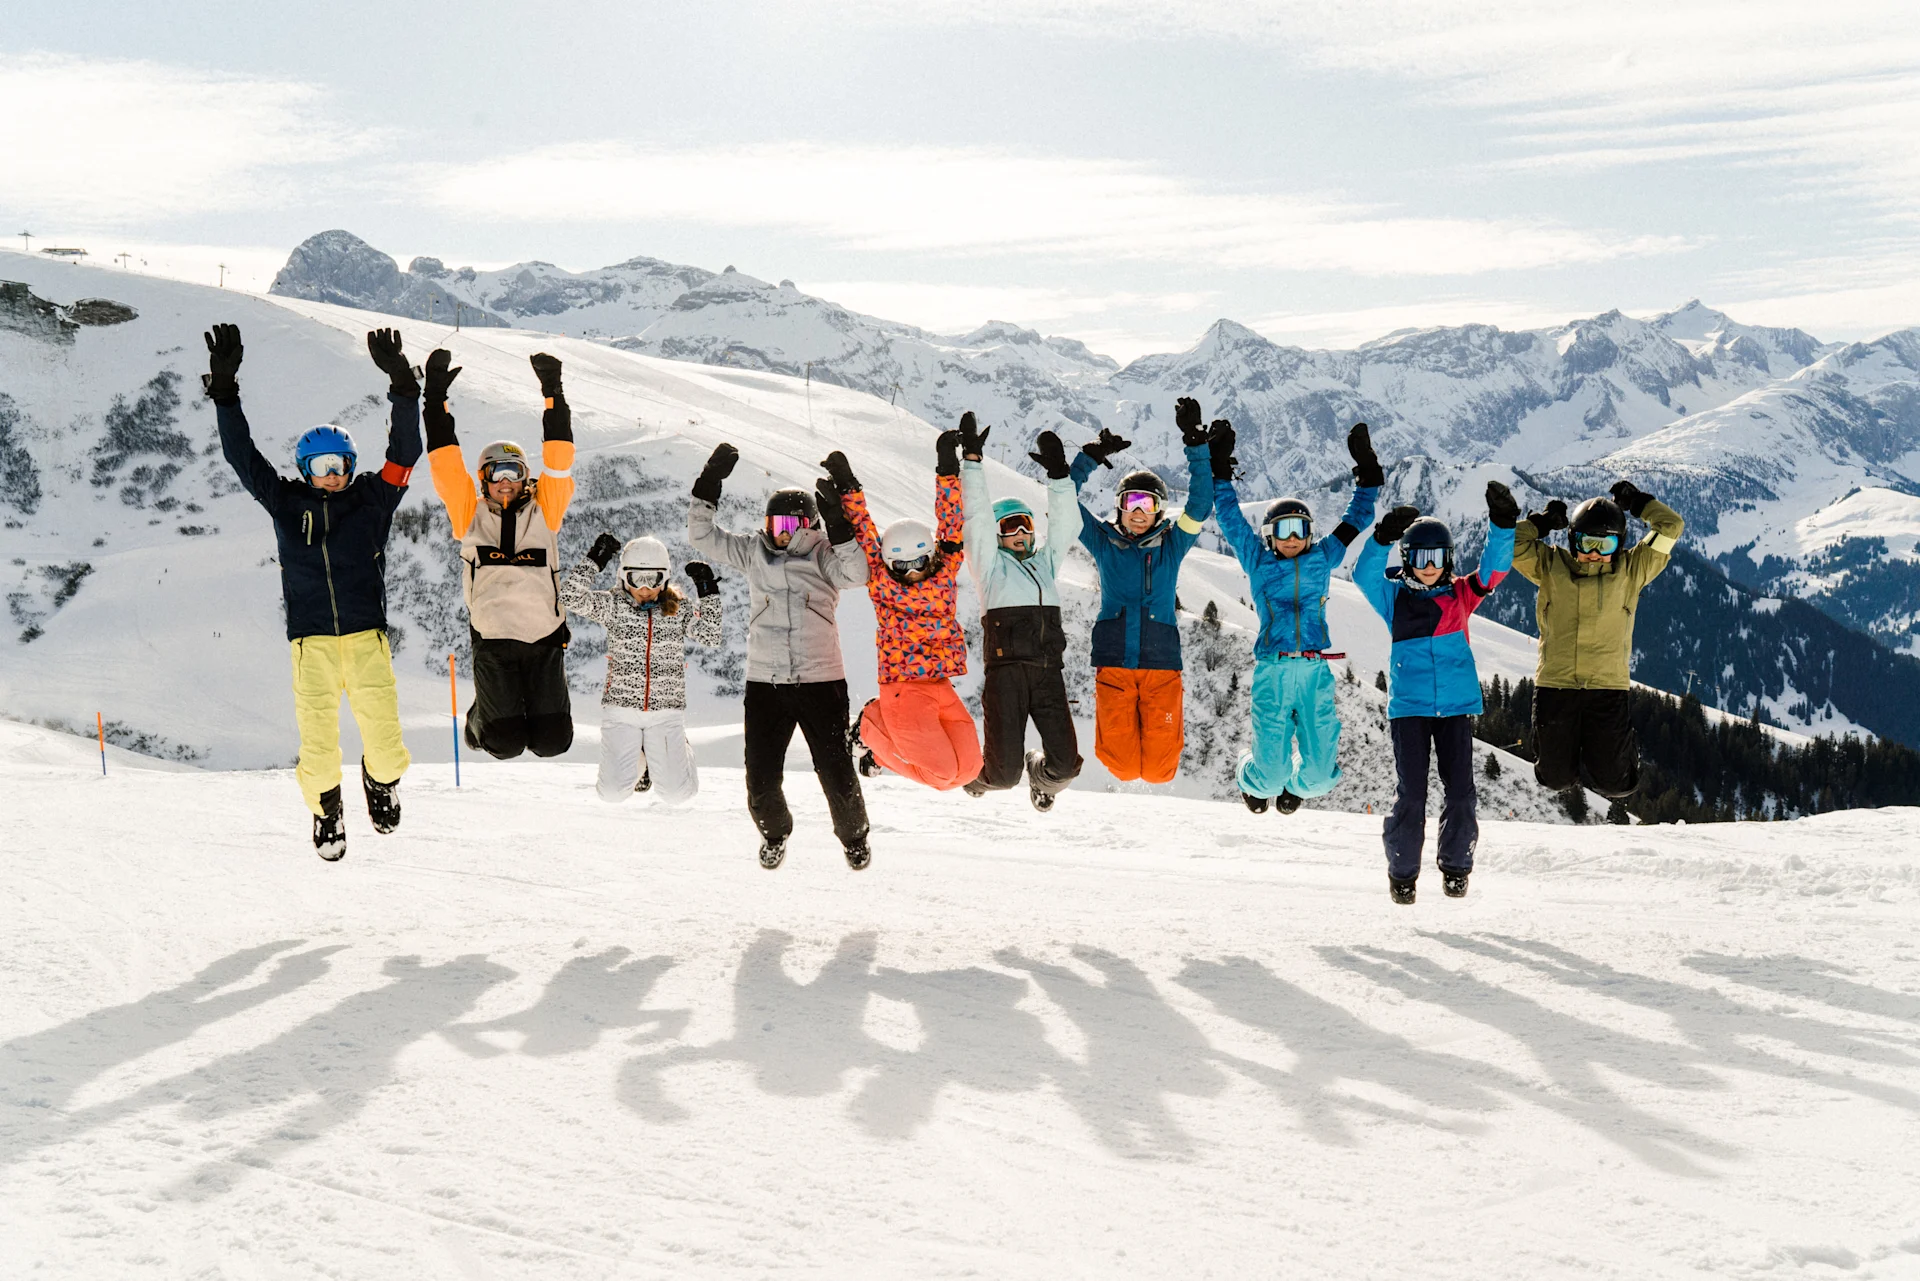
766, 513, 811, 538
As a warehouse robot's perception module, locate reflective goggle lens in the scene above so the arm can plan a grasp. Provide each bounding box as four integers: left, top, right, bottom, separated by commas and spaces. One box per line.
998, 513, 1034, 536
1119, 490, 1161, 514
1573, 532, 1620, 555
1265, 516, 1309, 542
767, 514, 809, 537
1406, 546, 1449, 570
623, 568, 666, 589
889, 554, 934, 577
306, 452, 353, 478
483, 460, 527, 484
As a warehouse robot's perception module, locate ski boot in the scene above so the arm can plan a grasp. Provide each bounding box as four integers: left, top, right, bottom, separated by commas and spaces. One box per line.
962, 778, 989, 798
361, 759, 400, 834
843, 836, 873, 871
314, 787, 347, 862
1388, 876, 1417, 906
1441, 867, 1470, 899
634, 766, 652, 793
1242, 791, 1269, 814
758, 836, 787, 870
1275, 791, 1303, 815
849, 705, 882, 778
1025, 750, 1056, 813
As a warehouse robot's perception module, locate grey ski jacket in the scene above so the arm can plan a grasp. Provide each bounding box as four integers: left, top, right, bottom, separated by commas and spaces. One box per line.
687, 497, 868, 684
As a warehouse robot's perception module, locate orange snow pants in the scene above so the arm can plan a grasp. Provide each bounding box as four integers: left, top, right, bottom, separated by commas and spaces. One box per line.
1094, 667, 1183, 783
860, 679, 983, 790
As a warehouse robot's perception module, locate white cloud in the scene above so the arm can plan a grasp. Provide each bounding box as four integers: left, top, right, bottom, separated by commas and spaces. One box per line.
427, 142, 1677, 276
800, 279, 1212, 333
0, 53, 374, 222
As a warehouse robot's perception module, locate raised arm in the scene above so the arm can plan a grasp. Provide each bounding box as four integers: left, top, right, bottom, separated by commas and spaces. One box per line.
1070, 427, 1131, 550
203, 324, 284, 516
686, 444, 757, 572
422, 347, 478, 537
529, 353, 574, 531
1511, 499, 1566, 586
826, 451, 885, 579
1353, 534, 1398, 624
1470, 483, 1517, 595
1210, 476, 1267, 571
684, 562, 724, 647
1327, 424, 1384, 550
1172, 398, 1214, 541
1613, 482, 1684, 591
961, 459, 997, 570
557, 543, 618, 630
934, 428, 965, 574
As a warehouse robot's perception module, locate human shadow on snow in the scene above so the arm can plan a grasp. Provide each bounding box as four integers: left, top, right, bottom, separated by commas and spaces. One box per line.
1682, 950, 1920, 1031
443, 947, 685, 1059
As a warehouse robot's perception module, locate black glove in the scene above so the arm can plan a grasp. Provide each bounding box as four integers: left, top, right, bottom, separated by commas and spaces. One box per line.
1348, 423, 1385, 489
202, 323, 243, 402
1486, 481, 1519, 530
1028, 431, 1071, 480
424, 348, 461, 406
1610, 480, 1652, 517
958, 411, 990, 459
1207, 419, 1237, 482
692, 443, 739, 505
815, 477, 855, 544
367, 328, 419, 397
1081, 427, 1132, 469
685, 561, 719, 597
820, 450, 861, 493
1526, 499, 1569, 533
1374, 505, 1420, 546
587, 532, 621, 569
935, 429, 962, 476
1175, 396, 1207, 447
530, 352, 564, 401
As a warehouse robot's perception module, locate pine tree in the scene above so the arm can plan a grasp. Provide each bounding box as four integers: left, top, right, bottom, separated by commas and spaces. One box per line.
1483, 752, 1502, 780
1375, 670, 1388, 692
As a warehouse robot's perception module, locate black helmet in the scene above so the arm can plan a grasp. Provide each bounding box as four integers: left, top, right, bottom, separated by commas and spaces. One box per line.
1114, 469, 1169, 521
1261, 498, 1312, 545
1570, 496, 1626, 538
765, 488, 817, 522
1400, 516, 1454, 578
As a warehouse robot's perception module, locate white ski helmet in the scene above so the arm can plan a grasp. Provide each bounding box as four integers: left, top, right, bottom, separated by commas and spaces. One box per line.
881, 519, 937, 581
619, 535, 671, 575
477, 439, 530, 485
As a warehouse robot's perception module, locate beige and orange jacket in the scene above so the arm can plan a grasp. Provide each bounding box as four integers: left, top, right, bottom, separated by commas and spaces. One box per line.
425, 393, 576, 645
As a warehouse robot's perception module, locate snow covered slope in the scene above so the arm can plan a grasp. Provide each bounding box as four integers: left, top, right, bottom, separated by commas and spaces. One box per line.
4, 716, 1919, 1278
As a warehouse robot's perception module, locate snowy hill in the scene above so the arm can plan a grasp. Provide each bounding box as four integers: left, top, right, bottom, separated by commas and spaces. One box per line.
6, 715, 1920, 1277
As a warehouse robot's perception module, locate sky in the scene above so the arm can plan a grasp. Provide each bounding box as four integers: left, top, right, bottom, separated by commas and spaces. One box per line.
5, 0, 1919, 361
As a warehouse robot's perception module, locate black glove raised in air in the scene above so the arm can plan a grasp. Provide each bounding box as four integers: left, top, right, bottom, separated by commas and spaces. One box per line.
814, 477, 856, 544
935, 429, 962, 477
1485, 481, 1519, 530
685, 561, 720, 597
1080, 427, 1132, 469
957, 411, 991, 459
1207, 419, 1237, 482
588, 532, 622, 569
366, 328, 419, 398
1175, 396, 1208, 447
1526, 499, 1569, 533
529, 352, 564, 401
1374, 504, 1421, 546
820, 450, 861, 494
202, 323, 243, 403
692, 443, 739, 505
425, 348, 462, 404
1028, 431, 1071, 480
1348, 423, 1386, 490
1609, 480, 1652, 517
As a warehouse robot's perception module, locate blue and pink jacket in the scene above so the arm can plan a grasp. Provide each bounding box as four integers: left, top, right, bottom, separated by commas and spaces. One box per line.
1355, 523, 1514, 718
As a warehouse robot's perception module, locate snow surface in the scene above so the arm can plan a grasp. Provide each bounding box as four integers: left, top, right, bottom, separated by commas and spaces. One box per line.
5, 716, 1920, 1279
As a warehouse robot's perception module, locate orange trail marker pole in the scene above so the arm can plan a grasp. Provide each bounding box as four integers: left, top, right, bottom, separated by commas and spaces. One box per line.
97, 712, 106, 776
449, 655, 461, 788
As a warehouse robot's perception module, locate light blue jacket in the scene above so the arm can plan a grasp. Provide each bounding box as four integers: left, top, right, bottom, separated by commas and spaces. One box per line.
1215, 479, 1378, 658
960, 462, 1080, 612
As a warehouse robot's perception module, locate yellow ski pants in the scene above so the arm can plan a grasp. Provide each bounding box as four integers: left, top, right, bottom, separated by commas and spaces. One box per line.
290, 630, 411, 814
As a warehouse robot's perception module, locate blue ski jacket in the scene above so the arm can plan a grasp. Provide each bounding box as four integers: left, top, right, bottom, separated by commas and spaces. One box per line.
1071, 441, 1213, 671
1215, 478, 1378, 658
218, 392, 422, 640
1355, 522, 1514, 718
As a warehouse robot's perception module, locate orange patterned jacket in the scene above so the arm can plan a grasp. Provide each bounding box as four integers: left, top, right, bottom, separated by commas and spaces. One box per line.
845, 476, 968, 684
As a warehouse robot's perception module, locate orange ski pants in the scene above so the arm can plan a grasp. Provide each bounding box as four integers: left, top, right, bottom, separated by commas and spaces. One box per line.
1094, 667, 1184, 783
860, 679, 983, 791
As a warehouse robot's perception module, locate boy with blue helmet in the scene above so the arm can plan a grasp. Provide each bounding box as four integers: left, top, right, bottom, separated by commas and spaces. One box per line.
207, 322, 422, 861
1207, 419, 1381, 813
1356, 484, 1517, 904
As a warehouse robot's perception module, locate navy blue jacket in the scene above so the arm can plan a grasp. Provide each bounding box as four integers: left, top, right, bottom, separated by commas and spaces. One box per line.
218, 393, 422, 640
1356, 523, 1513, 718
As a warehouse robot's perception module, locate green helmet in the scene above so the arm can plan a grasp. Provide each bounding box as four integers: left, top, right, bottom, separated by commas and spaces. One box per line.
991, 496, 1032, 524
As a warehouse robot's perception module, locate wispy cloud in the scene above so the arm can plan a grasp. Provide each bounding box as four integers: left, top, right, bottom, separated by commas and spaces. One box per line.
799, 280, 1211, 333
426, 142, 1678, 276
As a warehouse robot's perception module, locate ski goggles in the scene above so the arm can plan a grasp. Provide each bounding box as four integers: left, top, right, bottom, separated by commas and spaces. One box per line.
997, 512, 1035, 536
1263, 516, 1310, 542
623, 568, 667, 590
1404, 545, 1449, 570
1572, 532, 1621, 555
766, 513, 811, 538
482, 458, 528, 484
305, 452, 354, 478
1117, 490, 1162, 515
888, 554, 935, 577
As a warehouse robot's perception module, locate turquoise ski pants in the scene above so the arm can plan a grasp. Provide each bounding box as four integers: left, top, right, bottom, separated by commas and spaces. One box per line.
1237, 656, 1342, 800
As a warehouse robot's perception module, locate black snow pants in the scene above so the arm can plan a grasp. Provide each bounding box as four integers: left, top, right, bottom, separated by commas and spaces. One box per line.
972, 661, 1082, 795
743, 679, 869, 846
466, 635, 574, 759
1383, 715, 1478, 880
1531, 686, 1639, 798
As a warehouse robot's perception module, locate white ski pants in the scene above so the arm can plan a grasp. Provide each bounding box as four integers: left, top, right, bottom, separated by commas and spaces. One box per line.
597, 706, 698, 804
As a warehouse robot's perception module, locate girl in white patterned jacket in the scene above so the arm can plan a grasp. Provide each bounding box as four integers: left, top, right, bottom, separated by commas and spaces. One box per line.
559, 533, 723, 803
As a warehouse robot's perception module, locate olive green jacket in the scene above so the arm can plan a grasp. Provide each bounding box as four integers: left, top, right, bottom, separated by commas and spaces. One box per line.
1511, 498, 1684, 690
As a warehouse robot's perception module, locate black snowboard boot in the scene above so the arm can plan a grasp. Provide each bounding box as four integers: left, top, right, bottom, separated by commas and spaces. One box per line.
1026, 750, 1056, 813
634, 766, 652, 793
1242, 791, 1269, 814
314, 787, 347, 862
850, 703, 882, 777
1442, 867, 1470, 899
1388, 875, 1417, 906
361, 759, 400, 834
758, 836, 787, 870
1275, 791, 1303, 815
843, 835, 872, 871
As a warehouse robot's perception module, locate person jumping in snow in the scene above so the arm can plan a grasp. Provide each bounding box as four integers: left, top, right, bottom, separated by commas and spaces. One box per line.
1067, 397, 1215, 784
1511, 481, 1684, 800
825, 437, 983, 790
687, 443, 873, 870
960, 412, 1084, 810
1356, 484, 1517, 905
423, 347, 578, 760
1207, 419, 1382, 813
206, 322, 422, 861
559, 533, 723, 804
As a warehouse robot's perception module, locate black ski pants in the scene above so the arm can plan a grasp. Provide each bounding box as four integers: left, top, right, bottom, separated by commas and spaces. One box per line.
1384, 715, 1478, 880
973, 661, 1082, 795
1531, 686, 1639, 798
467, 638, 573, 760
743, 679, 869, 846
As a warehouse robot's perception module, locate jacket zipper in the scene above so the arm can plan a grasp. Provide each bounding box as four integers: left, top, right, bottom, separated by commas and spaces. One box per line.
643, 611, 654, 710
321, 498, 341, 634
1292, 557, 1301, 652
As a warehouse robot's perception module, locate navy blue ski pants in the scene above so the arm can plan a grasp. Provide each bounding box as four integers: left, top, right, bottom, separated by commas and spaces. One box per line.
1383, 715, 1478, 880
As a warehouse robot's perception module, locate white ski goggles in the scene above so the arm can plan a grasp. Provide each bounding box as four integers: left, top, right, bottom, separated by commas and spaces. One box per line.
1404, 546, 1449, 570
623, 568, 667, 589
483, 458, 529, 484
305, 452, 353, 478
1264, 516, 1310, 542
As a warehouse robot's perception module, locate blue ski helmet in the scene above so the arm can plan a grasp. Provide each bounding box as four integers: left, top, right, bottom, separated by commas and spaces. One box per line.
294, 424, 357, 480
991, 496, 1032, 524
